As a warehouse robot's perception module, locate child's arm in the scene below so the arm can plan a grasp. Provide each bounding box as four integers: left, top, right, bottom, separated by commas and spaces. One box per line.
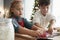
31, 25, 44, 30
12, 18, 41, 37
33, 23, 46, 31
23, 18, 45, 31
34, 23, 44, 28
30, 25, 39, 30
48, 19, 55, 34
18, 26, 40, 37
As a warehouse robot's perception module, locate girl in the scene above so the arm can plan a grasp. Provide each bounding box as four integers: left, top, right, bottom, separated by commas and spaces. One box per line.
7, 1, 44, 37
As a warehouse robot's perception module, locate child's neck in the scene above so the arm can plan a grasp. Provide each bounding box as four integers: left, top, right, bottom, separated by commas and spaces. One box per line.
41, 13, 46, 16
40, 11, 47, 16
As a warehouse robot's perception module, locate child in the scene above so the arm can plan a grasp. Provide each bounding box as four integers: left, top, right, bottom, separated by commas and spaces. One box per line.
33, 0, 56, 34
7, 1, 44, 38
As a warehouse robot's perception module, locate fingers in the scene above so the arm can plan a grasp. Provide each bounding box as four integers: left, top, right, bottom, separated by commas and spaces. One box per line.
47, 28, 53, 34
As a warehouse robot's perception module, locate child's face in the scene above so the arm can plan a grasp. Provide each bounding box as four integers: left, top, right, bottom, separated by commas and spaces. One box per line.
12, 3, 23, 17
40, 5, 49, 16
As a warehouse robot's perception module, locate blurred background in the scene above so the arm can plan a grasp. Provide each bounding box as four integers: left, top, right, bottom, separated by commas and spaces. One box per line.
0, 0, 60, 27
0, 0, 4, 17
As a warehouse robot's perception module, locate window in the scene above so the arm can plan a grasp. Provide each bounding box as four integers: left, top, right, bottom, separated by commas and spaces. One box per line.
24, 0, 34, 21
52, 0, 60, 27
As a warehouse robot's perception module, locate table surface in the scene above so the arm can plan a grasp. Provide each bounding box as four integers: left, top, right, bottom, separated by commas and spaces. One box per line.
15, 33, 60, 40
38, 33, 60, 40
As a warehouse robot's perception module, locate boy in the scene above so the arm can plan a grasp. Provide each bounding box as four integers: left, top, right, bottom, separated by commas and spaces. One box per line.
33, 0, 56, 34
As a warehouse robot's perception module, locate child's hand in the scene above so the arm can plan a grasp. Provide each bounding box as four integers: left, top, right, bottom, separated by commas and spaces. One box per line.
37, 29, 43, 34
38, 28, 46, 34
36, 30, 47, 39
29, 30, 44, 37
47, 27, 53, 34
36, 28, 46, 37
28, 28, 46, 37
30, 30, 41, 37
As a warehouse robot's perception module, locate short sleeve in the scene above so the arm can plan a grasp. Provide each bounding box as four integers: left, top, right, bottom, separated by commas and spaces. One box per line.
48, 14, 56, 22
23, 18, 33, 29
32, 12, 40, 24
12, 19, 20, 33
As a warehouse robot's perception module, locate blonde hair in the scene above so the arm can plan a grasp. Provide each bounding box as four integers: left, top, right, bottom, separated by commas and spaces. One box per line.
7, 1, 22, 18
